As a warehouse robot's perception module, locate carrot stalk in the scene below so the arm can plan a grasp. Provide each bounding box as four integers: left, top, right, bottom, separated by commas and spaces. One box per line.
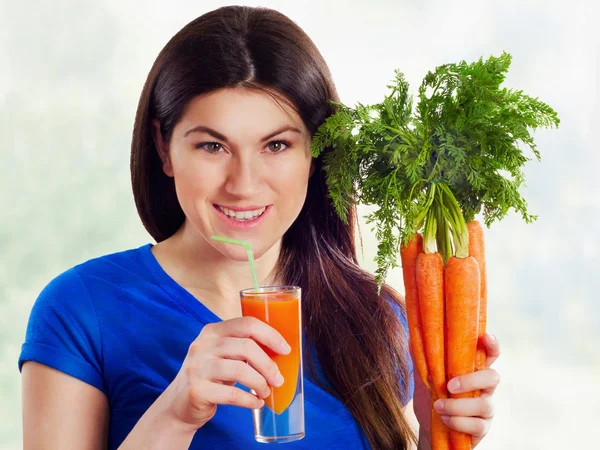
467, 224, 487, 355
467, 220, 487, 398
400, 233, 430, 391
417, 206, 451, 448
417, 249, 449, 448
416, 248, 447, 402
417, 208, 448, 400
445, 255, 480, 450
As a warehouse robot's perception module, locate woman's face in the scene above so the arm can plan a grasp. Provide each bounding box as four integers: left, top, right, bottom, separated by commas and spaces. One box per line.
154, 87, 313, 261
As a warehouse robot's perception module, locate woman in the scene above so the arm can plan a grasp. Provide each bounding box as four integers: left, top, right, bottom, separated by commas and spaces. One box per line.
20, 6, 500, 450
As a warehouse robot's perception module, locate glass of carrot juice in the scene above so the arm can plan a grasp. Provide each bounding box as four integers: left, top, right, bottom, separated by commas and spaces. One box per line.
239, 286, 304, 443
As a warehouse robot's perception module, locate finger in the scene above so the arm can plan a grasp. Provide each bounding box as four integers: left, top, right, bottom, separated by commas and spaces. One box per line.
190, 336, 283, 389
199, 381, 265, 410
213, 338, 283, 389
206, 359, 272, 399
482, 333, 501, 368
439, 415, 491, 439
433, 396, 495, 419
447, 368, 501, 397
201, 317, 291, 356
215, 338, 284, 387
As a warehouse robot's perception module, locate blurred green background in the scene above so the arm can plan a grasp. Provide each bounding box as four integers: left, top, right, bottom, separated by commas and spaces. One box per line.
2, 0, 597, 448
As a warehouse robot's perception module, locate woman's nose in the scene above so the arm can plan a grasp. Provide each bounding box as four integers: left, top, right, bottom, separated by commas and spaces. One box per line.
223, 154, 262, 198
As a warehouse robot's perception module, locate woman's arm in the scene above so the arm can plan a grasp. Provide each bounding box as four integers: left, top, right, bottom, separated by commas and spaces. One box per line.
23, 315, 289, 450
22, 362, 109, 450
22, 362, 197, 450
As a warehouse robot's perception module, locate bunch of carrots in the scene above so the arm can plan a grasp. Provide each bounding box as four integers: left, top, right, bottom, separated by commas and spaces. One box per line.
309, 51, 560, 449
401, 183, 487, 450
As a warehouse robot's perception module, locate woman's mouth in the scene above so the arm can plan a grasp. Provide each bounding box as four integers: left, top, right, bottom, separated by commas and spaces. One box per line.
213, 204, 271, 229
215, 205, 267, 221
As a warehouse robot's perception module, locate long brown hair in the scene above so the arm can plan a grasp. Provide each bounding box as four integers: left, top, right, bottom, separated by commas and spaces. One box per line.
131, 6, 416, 449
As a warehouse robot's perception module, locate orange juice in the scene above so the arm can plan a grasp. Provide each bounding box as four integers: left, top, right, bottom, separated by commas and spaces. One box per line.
241, 292, 300, 414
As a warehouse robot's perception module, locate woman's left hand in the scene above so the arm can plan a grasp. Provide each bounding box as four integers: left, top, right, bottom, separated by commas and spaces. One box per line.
414, 332, 501, 448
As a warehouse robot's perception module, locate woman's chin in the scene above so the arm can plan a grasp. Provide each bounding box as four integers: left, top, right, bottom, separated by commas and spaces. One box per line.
211, 238, 277, 262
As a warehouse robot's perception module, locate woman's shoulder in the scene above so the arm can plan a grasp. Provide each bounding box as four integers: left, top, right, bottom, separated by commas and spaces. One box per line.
32, 243, 154, 313
71, 243, 153, 278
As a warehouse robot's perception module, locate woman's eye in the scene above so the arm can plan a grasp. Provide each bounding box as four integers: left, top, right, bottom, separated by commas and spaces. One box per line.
266, 140, 291, 154
196, 142, 223, 153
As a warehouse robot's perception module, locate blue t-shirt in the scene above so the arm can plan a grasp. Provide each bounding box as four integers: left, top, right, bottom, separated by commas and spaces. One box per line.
19, 244, 413, 449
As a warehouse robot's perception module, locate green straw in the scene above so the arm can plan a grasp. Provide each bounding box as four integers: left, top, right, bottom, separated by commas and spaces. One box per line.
210, 235, 260, 291
211, 235, 274, 426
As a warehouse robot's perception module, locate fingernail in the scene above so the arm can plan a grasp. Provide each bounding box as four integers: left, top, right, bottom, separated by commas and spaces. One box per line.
434, 399, 445, 412
490, 334, 497, 343
281, 341, 292, 354
257, 399, 265, 409
448, 378, 460, 392
274, 372, 284, 387
440, 415, 449, 424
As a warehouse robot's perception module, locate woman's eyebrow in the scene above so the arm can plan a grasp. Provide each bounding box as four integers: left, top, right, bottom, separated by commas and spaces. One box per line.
183, 125, 302, 142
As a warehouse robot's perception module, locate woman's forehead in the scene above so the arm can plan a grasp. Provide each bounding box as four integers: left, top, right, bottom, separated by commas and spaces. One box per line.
188, 87, 298, 114
175, 87, 308, 139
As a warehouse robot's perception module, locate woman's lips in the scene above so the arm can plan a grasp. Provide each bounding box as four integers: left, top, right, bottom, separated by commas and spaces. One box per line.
213, 204, 272, 230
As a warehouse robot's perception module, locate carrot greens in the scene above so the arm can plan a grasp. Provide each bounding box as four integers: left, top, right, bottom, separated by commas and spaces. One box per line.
310, 52, 559, 285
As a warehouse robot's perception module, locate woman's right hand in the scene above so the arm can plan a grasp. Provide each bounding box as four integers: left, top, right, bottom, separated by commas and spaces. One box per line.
162, 316, 292, 431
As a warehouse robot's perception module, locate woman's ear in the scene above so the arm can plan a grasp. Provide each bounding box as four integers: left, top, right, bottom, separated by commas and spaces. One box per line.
152, 120, 174, 177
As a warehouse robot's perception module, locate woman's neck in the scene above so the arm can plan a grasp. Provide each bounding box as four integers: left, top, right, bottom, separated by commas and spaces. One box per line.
151, 221, 282, 320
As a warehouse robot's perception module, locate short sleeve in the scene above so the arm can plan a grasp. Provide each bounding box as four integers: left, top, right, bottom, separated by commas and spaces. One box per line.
18, 268, 106, 393
388, 298, 415, 405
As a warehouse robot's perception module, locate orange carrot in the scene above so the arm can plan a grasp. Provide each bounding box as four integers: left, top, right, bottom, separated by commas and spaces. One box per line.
430, 397, 451, 450
416, 252, 447, 403
468, 220, 487, 399
400, 233, 430, 391
417, 208, 451, 448
445, 255, 480, 450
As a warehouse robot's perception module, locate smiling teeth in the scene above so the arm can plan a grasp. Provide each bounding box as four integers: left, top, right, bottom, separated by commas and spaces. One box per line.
218, 206, 266, 221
